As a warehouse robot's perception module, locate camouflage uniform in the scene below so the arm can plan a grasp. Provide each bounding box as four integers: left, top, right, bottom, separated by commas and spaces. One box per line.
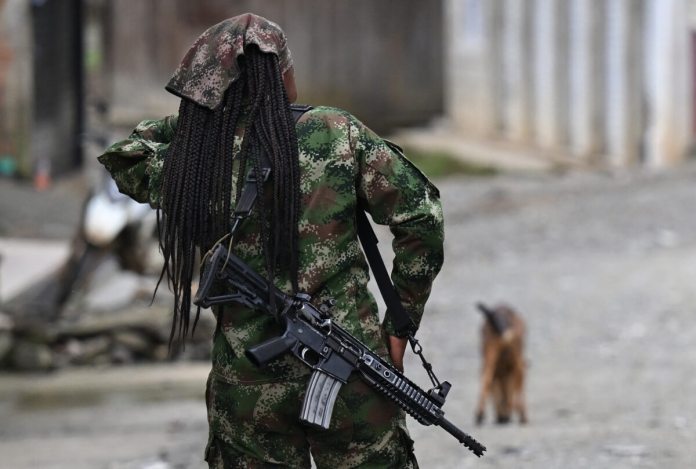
98, 13, 444, 469
165, 13, 294, 110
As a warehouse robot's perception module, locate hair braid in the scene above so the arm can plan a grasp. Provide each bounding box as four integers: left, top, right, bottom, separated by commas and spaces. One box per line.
158, 45, 301, 345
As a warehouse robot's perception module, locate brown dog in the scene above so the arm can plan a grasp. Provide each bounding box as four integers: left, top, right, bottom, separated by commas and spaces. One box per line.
475, 302, 528, 425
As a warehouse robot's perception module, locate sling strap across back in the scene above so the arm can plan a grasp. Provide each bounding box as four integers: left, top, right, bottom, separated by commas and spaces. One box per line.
222, 103, 447, 391
230, 104, 416, 338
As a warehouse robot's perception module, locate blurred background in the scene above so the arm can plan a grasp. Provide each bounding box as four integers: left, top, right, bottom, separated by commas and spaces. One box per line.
2, 0, 695, 179
1, 0, 696, 468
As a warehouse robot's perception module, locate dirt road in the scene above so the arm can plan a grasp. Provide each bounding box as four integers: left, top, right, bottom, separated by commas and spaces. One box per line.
2, 164, 695, 468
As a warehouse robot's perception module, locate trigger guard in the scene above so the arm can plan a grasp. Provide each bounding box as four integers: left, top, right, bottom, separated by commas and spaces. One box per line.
300, 346, 320, 365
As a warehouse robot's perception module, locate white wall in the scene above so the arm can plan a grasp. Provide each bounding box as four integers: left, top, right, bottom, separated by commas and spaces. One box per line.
446, 0, 693, 168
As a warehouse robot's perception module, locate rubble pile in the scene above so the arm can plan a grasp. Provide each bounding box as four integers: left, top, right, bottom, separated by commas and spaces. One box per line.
1, 304, 215, 372
0, 257, 215, 371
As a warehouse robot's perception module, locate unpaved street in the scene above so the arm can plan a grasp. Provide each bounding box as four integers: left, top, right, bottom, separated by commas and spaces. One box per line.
2, 164, 696, 468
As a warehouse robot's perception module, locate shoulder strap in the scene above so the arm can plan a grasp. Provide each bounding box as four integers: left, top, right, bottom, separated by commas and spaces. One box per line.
291, 104, 313, 123
290, 104, 414, 336
229, 104, 313, 234
357, 209, 444, 391
232, 103, 414, 335
356, 208, 416, 338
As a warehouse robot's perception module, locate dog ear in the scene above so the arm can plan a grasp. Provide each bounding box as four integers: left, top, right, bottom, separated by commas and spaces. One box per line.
477, 302, 508, 335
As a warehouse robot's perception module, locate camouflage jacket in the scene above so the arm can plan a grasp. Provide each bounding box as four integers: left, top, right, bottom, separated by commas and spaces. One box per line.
98, 106, 444, 383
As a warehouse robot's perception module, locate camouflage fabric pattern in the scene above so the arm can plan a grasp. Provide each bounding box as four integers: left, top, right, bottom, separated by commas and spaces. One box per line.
98, 105, 443, 466
98, 114, 178, 207
165, 13, 293, 110
98, 106, 444, 369
205, 366, 418, 468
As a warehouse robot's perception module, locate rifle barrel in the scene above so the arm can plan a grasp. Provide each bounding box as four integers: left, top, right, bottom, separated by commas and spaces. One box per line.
438, 416, 486, 457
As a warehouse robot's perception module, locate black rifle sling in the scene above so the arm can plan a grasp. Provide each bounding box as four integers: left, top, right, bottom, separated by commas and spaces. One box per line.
290, 104, 314, 122
226, 104, 442, 384
357, 208, 444, 389
355, 209, 415, 337
229, 104, 312, 233
292, 104, 415, 337
233, 103, 417, 337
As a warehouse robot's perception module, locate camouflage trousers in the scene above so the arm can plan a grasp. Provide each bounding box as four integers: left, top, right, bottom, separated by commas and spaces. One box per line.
204, 371, 419, 468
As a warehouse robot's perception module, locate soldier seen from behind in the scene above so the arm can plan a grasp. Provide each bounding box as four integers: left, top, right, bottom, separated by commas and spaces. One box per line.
98, 13, 444, 467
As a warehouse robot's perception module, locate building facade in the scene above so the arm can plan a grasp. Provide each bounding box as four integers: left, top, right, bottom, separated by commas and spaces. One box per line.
446, 0, 694, 168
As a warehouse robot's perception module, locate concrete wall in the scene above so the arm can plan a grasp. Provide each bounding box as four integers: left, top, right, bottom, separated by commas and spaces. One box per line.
446, 0, 693, 168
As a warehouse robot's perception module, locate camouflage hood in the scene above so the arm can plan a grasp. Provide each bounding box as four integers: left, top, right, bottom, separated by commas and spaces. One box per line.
165, 13, 293, 110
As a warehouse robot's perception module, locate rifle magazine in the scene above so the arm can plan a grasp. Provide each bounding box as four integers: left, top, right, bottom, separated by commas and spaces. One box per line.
300, 370, 342, 430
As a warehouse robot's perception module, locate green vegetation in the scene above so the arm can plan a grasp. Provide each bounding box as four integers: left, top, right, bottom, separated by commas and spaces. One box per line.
401, 147, 498, 180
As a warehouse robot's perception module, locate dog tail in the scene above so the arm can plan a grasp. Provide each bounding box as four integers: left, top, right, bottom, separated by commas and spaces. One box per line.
476, 302, 510, 336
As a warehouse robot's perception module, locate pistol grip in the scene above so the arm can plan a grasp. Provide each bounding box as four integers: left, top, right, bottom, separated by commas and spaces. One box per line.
245, 335, 297, 368
300, 370, 343, 430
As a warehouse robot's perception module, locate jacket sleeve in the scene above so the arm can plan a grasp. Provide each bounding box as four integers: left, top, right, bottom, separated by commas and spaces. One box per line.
354, 119, 444, 336
97, 115, 178, 207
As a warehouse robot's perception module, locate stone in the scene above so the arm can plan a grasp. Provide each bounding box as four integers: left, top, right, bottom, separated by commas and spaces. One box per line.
10, 339, 53, 371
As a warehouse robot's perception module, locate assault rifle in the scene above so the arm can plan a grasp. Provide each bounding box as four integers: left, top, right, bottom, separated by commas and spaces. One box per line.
194, 244, 486, 457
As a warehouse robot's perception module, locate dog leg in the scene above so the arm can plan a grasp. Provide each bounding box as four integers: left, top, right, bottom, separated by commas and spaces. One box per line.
496, 374, 513, 424
514, 359, 528, 424
476, 345, 499, 425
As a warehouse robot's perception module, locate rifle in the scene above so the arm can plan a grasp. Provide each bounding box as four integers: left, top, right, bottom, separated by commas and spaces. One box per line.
194, 243, 486, 457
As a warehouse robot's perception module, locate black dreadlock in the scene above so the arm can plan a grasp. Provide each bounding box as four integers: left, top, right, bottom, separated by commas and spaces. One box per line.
157, 45, 301, 345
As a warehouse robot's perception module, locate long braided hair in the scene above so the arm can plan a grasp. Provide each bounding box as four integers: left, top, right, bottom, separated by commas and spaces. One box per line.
157, 45, 301, 344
